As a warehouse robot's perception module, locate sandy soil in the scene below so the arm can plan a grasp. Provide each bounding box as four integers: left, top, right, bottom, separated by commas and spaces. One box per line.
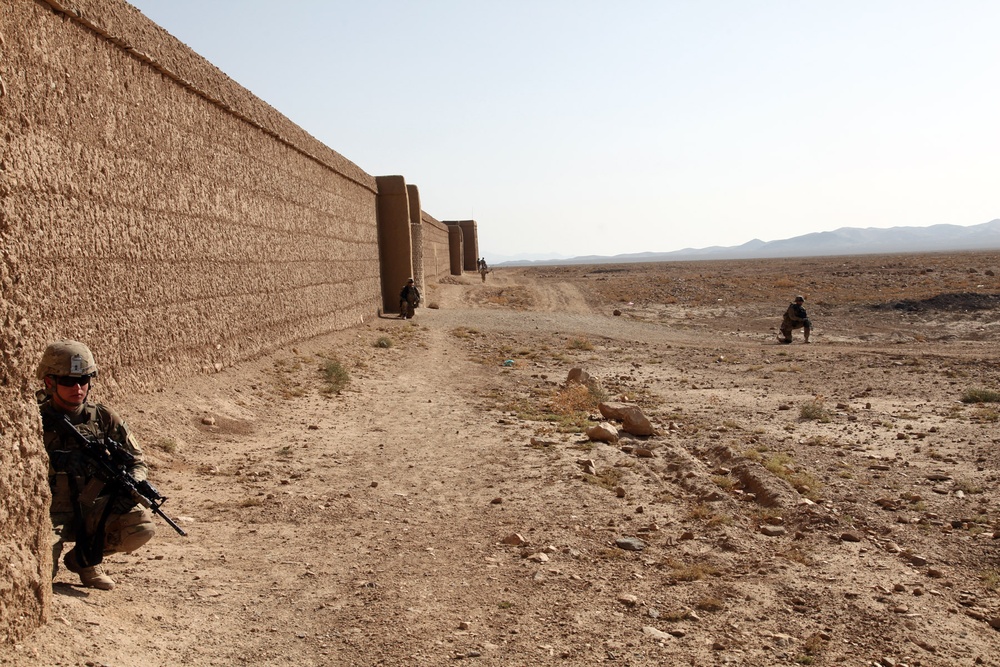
4, 252, 1000, 667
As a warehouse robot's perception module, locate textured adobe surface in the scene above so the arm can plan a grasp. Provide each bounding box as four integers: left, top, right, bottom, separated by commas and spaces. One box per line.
1, 0, 380, 642
421, 212, 452, 282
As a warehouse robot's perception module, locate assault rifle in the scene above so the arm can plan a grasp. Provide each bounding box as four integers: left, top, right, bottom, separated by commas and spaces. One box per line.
43, 412, 188, 537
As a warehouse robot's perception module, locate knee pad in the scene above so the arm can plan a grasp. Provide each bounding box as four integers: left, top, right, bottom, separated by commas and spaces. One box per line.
105, 509, 156, 553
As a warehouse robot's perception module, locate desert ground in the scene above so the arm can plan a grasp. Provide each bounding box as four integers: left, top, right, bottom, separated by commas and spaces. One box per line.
4, 251, 1000, 667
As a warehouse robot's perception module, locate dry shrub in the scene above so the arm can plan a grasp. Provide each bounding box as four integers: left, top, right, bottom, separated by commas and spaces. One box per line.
549, 383, 598, 414
695, 596, 725, 612
660, 558, 721, 581
320, 359, 350, 395
799, 398, 831, 422
961, 387, 1000, 404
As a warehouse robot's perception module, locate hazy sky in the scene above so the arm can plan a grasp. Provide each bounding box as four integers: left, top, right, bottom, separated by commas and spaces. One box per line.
127, 1, 998, 259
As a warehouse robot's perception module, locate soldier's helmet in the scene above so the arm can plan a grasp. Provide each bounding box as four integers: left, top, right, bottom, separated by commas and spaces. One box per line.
795, 295, 805, 303
36, 340, 98, 381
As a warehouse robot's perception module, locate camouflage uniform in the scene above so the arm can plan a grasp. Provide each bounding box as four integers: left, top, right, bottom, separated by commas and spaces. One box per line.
37, 340, 154, 590
399, 279, 420, 319
779, 297, 812, 344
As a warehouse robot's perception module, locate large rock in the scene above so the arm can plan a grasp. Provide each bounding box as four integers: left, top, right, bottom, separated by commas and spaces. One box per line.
620, 406, 653, 436
598, 402, 630, 420
586, 422, 619, 443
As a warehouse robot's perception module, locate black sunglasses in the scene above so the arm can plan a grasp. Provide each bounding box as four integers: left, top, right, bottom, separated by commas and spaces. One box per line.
53, 375, 93, 387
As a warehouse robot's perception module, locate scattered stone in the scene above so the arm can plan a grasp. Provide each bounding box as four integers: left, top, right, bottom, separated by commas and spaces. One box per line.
761, 525, 786, 537
617, 594, 639, 608
615, 537, 647, 551
458, 621, 471, 630
370, 481, 378, 488
989, 616, 1000, 630
566, 367, 591, 386
613, 309, 622, 316
906, 554, 928, 566
679, 531, 695, 541
490, 497, 503, 505
926, 472, 952, 482
840, 531, 863, 543
586, 422, 619, 443
201, 416, 216, 426
501, 533, 526, 546
634, 447, 654, 458
927, 568, 944, 578
642, 626, 672, 641
526, 552, 549, 563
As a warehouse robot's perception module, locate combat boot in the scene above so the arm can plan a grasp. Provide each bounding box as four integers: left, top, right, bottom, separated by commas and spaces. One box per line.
64, 549, 115, 590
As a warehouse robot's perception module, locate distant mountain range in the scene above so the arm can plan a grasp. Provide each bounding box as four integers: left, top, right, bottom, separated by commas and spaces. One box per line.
496, 219, 1000, 266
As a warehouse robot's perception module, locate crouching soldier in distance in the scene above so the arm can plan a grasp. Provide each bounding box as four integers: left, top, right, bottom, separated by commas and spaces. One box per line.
37, 340, 155, 590
399, 278, 420, 319
778, 295, 812, 344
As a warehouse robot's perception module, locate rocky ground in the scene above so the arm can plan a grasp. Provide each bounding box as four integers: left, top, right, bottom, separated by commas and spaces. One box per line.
4, 251, 1000, 667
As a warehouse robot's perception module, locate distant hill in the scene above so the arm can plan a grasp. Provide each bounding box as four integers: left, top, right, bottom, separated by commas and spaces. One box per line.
497, 219, 1000, 266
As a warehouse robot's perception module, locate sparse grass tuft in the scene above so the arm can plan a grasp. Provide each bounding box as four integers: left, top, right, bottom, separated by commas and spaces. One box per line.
981, 569, 1000, 591
685, 503, 731, 526
765, 453, 823, 500
320, 359, 350, 395
778, 547, 814, 566
695, 596, 724, 612
661, 558, 721, 581
567, 337, 594, 351
954, 478, 984, 494
549, 383, 598, 414
799, 399, 831, 422
961, 387, 1000, 404
373, 336, 393, 349
153, 437, 178, 454
584, 467, 624, 492
711, 475, 736, 491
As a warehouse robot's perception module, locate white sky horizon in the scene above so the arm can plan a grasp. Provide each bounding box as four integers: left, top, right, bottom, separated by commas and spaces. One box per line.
127, 1, 999, 259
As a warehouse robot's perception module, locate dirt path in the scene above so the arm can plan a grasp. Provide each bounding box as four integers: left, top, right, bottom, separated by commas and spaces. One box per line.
6, 258, 1000, 666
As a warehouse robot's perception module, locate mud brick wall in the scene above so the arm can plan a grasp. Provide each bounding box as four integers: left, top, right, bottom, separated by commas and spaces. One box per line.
448, 225, 465, 276
421, 212, 452, 282
376, 175, 414, 314
457, 220, 479, 272
446, 220, 479, 272
1, 0, 381, 642
407, 185, 424, 290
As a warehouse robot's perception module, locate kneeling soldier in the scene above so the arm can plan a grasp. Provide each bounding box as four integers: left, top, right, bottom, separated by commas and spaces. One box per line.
37, 340, 155, 590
